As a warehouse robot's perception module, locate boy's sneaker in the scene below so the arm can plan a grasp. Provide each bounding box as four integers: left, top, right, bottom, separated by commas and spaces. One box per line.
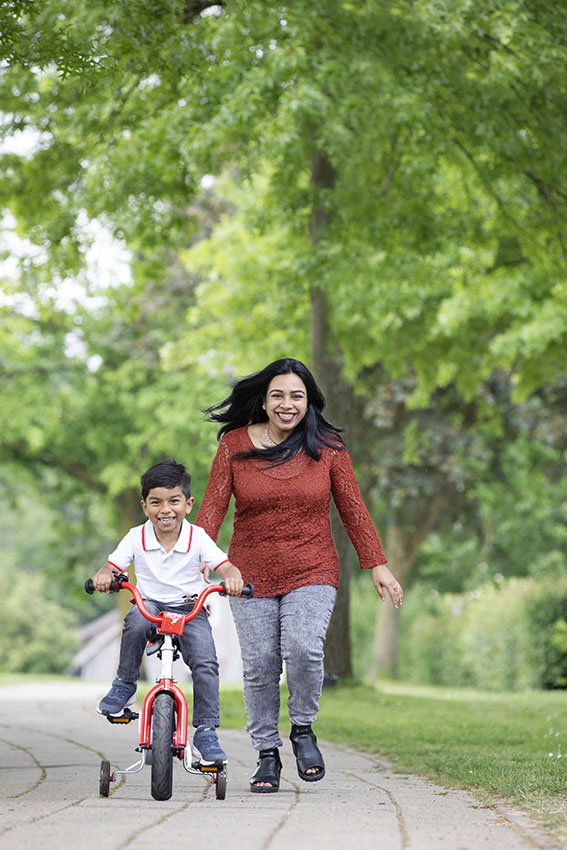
97, 678, 137, 716
191, 725, 228, 766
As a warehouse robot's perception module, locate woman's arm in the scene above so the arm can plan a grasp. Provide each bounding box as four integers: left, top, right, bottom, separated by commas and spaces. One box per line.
194, 438, 233, 541
330, 448, 387, 568
331, 450, 402, 607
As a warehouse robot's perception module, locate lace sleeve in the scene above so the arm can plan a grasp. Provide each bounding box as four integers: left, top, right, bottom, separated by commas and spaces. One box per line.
330, 448, 387, 569
194, 438, 233, 542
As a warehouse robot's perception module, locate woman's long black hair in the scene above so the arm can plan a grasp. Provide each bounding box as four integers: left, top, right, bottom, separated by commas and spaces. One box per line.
204, 358, 344, 463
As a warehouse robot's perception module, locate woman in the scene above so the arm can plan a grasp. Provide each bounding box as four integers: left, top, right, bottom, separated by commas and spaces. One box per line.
195, 358, 402, 792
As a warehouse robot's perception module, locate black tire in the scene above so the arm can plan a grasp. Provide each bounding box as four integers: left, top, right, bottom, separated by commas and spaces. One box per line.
216, 766, 227, 800
151, 692, 175, 800
99, 759, 111, 797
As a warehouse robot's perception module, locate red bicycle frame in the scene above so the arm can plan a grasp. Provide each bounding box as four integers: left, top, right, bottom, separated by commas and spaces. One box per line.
87, 572, 252, 799
118, 580, 226, 756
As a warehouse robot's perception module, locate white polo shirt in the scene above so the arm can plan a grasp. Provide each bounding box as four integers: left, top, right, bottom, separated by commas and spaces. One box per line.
107, 519, 229, 604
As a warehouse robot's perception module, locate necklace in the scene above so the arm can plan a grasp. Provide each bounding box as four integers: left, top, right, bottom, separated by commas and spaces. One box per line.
263, 423, 278, 447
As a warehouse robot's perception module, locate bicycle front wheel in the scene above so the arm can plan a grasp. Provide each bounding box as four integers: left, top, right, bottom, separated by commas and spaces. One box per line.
151, 692, 175, 800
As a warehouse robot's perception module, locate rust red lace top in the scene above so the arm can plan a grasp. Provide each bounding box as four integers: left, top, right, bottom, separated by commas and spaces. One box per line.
194, 426, 387, 597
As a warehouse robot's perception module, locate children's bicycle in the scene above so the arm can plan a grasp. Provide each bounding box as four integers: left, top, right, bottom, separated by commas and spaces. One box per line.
84, 573, 253, 801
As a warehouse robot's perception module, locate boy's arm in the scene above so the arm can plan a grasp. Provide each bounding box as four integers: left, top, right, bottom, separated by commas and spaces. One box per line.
214, 561, 244, 596
93, 561, 123, 593
94, 531, 134, 592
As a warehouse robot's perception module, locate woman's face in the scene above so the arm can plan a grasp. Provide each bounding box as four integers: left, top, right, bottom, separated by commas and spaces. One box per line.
264, 372, 308, 439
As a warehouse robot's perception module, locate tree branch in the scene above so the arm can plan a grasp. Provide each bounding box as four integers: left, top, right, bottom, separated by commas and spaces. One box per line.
4, 441, 107, 492
477, 31, 523, 59
0, 365, 84, 380
523, 170, 567, 262
376, 127, 412, 198
405, 492, 451, 565
451, 135, 550, 259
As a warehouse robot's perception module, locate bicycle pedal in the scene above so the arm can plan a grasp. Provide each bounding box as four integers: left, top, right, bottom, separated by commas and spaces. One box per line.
103, 708, 139, 724
146, 638, 163, 657
192, 760, 219, 773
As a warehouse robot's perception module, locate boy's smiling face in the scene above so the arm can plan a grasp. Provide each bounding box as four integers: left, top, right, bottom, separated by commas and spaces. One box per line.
141, 485, 194, 541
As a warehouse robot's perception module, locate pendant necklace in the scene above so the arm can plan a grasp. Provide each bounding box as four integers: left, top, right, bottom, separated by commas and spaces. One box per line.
263, 423, 278, 447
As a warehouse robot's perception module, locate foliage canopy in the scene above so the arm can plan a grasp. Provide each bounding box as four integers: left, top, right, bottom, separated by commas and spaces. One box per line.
1, 0, 566, 675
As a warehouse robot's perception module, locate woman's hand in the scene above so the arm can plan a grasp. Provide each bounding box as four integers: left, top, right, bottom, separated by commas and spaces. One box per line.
372, 564, 403, 609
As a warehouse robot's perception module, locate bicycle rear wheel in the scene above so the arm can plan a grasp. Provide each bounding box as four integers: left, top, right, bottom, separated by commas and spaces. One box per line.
151, 692, 175, 800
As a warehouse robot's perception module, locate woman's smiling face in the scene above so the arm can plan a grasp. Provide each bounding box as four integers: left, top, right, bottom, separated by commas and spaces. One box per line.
264, 372, 308, 441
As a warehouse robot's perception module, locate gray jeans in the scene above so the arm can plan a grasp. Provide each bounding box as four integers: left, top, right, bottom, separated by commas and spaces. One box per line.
229, 585, 337, 751
116, 600, 220, 728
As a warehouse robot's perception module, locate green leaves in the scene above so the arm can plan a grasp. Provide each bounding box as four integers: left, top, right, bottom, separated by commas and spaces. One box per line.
1, 0, 566, 631
3, 0, 567, 405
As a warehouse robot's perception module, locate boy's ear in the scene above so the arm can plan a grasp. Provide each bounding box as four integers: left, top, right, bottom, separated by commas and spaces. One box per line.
141, 499, 148, 517
185, 496, 195, 515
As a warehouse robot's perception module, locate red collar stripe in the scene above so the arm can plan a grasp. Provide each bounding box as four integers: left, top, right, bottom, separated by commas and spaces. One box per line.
142, 521, 191, 552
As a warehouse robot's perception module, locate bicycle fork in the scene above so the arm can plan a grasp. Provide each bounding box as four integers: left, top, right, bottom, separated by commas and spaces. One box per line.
108, 635, 189, 783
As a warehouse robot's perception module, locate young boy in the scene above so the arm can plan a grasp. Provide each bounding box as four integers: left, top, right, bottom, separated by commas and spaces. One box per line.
93, 459, 243, 765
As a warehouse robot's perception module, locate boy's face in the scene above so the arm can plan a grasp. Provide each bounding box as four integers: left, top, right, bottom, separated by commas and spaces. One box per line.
141, 485, 194, 538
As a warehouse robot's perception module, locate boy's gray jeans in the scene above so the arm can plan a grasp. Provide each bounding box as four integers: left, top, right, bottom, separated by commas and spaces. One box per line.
117, 599, 220, 728
229, 584, 337, 751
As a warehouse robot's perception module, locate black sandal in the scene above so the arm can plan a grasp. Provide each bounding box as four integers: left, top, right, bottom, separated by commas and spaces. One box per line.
290, 724, 325, 782
249, 748, 282, 793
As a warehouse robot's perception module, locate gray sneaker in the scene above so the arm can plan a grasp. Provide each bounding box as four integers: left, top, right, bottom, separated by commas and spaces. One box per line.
191, 725, 228, 766
97, 678, 137, 716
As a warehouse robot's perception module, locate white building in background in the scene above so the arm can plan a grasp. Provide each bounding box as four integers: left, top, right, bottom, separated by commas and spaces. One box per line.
71, 594, 243, 685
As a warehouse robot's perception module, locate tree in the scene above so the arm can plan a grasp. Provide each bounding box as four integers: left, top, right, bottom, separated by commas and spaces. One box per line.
2, 0, 567, 677
0, 245, 231, 585
4, 1, 565, 389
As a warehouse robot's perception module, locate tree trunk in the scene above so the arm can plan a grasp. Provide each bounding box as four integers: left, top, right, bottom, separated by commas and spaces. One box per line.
115, 489, 143, 619
118, 488, 143, 535
370, 523, 413, 678
370, 494, 449, 678
324, 504, 354, 679
114, 488, 153, 676
308, 147, 354, 679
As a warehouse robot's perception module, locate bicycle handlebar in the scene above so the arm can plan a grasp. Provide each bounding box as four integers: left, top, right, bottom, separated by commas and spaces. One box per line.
84, 573, 134, 595
84, 574, 254, 627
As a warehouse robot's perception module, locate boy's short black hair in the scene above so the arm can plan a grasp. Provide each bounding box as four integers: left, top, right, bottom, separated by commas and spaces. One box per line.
140, 460, 191, 500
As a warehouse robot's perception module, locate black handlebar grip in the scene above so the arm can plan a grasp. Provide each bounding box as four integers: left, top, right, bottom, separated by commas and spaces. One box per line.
85, 571, 127, 595
218, 581, 254, 598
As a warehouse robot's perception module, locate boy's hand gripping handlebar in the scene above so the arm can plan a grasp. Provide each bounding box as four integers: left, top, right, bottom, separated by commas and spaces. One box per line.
84, 573, 129, 595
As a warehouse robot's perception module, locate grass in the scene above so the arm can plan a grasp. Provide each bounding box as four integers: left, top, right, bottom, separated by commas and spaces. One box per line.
215, 680, 567, 837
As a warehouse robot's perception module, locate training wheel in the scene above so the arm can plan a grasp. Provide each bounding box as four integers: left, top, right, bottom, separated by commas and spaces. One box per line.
215, 766, 227, 800
99, 759, 111, 797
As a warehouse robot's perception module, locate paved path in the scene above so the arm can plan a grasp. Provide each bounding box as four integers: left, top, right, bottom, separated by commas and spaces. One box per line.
0, 681, 560, 850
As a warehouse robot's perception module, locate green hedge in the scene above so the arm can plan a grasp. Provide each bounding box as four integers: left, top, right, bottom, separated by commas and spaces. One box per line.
398, 577, 567, 690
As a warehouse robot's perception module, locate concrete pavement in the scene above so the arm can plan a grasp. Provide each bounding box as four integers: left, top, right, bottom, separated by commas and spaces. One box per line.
0, 681, 560, 850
